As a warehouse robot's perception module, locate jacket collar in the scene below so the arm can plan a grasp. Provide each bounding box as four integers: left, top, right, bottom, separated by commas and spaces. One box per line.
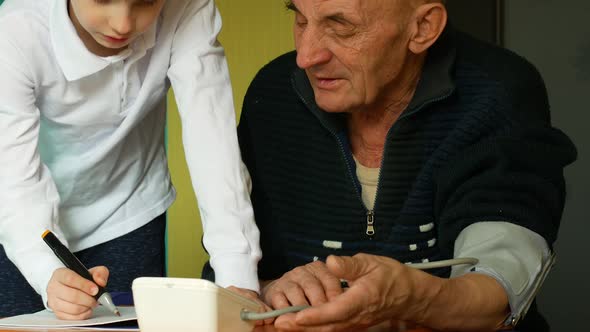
50, 0, 157, 81
404, 27, 456, 116
291, 26, 457, 132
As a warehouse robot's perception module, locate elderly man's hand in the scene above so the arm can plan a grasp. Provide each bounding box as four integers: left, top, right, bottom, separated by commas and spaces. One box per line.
273, 254, 442, 332
261, 261, 344, 310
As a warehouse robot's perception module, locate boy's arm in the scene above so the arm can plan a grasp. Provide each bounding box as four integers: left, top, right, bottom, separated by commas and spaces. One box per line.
166, 0, 261, 292
0, 19, 66, 307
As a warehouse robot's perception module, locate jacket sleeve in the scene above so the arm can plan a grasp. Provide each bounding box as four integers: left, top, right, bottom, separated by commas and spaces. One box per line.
435, 125, 576, 249
435, 58, 577, 325
435, 57, 577, 250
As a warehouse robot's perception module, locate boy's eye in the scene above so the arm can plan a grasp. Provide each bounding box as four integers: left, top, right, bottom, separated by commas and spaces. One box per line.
93, 0, 158, 5
137, 0, 158, 6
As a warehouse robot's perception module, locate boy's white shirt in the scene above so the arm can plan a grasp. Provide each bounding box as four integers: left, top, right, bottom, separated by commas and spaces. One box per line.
0, 0, 261, 306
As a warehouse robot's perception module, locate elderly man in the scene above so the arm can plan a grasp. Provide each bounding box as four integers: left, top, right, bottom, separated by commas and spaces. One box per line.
232, 0, 576, 331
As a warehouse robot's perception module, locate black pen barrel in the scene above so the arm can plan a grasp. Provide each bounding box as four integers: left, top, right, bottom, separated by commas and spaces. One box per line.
42, 231, 105, 300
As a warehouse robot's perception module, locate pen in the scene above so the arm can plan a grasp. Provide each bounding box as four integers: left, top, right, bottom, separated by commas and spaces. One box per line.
41, 230, 120, 317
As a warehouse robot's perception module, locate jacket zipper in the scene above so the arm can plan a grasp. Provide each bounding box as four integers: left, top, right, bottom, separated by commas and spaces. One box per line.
366, 210, 375, 236
293, 77, 454, 240
292, 86, 368, 219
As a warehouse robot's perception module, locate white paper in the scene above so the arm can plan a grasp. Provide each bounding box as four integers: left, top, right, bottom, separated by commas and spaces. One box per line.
0, 306, 138, 331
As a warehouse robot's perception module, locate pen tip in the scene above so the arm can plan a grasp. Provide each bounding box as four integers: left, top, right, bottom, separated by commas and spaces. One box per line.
115, 310, 121, 317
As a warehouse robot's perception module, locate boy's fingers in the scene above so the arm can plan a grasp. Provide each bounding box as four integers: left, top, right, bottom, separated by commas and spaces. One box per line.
52, 297, 94, 316
54, 307, 94, 321
56, 268, 98, 296
89, 266, 109, 287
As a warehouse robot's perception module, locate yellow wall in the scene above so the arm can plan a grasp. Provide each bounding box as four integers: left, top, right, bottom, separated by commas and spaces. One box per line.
166, 1, 294, 278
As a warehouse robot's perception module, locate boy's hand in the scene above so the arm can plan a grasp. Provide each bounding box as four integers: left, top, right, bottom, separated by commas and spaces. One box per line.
46, 266, 109, 320
227, 286, 274, 326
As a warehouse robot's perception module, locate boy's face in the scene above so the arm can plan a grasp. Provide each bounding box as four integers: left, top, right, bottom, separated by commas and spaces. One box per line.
69, 0, 166, 57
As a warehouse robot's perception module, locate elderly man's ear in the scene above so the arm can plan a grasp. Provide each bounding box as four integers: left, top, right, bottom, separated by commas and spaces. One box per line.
408, 2, 447, 54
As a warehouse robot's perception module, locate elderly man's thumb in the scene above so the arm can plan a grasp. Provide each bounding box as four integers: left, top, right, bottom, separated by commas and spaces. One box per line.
325, 254, 371, 280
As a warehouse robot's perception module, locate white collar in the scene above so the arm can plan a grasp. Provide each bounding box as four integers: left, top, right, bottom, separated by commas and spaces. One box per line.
50, 0, 158, 81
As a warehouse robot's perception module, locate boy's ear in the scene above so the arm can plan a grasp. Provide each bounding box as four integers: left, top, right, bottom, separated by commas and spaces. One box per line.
408, 3, 447, 54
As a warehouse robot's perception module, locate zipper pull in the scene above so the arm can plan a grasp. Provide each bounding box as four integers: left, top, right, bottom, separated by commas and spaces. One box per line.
366, 210, 375, 236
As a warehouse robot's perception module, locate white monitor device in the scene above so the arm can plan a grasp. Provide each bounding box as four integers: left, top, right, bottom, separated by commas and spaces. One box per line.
132, 277, 262, 332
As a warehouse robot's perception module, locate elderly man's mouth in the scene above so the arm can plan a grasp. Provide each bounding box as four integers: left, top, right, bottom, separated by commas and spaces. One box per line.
314, 77, 343, 89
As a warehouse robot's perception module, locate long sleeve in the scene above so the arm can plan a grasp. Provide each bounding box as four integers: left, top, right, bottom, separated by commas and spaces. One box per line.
434, 52, 577, 326
452, 222, 553, 326
0, 26, 66, 306
166, 0, 261, 292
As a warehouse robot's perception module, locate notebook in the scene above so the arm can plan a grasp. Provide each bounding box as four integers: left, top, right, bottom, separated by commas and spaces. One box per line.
0, 306, 138, 331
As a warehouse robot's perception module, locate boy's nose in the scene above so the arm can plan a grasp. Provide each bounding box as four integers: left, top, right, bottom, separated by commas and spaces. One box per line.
110, 14, 133, 37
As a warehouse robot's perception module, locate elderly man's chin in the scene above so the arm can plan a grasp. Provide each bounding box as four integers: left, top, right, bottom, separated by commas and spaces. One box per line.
313, 89, 357, 114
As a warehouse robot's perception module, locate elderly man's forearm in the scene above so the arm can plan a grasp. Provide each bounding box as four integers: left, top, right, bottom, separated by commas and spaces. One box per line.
417, 273, 510, 331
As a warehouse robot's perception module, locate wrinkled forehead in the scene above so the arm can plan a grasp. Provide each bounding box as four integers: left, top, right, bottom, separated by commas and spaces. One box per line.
290, 0, 413, 19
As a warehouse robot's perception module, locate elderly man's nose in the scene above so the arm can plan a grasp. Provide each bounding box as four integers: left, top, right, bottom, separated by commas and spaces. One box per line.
296, 35, 331, 69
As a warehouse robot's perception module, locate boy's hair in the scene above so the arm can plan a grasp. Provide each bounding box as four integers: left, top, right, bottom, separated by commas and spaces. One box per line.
284, 0, 446, 10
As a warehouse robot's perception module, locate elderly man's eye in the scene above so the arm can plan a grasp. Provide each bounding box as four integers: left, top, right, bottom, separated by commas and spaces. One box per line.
328, 19, 355, 37
296, 19, 308, 28
294, 13, 308, 28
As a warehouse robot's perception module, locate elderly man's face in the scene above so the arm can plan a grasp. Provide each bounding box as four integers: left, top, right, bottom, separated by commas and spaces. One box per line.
291, 0, 414, 113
